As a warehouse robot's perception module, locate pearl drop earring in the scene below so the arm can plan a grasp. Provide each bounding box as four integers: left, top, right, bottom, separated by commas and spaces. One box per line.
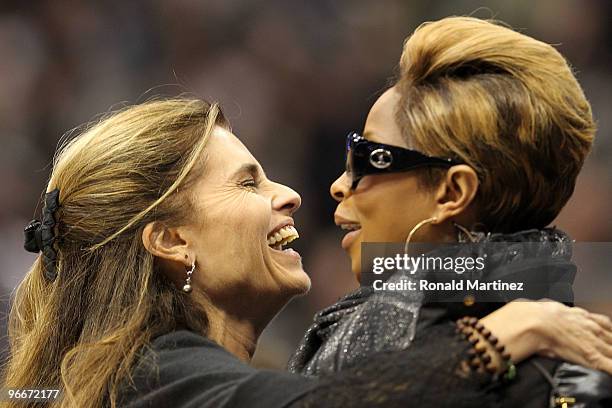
183, 260, 195, 293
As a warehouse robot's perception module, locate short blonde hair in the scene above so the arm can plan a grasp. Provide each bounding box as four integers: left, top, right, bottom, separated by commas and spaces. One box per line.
395, 16, 595, 232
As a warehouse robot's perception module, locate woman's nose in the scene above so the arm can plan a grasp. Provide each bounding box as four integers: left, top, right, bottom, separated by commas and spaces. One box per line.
272, 182, 302, 215
330, 172, 350, 202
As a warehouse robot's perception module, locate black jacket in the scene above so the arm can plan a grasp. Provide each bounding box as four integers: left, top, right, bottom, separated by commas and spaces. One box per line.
119, 327, 497, 408
288, 228, 612, 407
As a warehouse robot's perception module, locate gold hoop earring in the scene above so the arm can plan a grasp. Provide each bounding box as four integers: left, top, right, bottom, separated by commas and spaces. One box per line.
404, 217, 438, 253
183, 260, 196, 293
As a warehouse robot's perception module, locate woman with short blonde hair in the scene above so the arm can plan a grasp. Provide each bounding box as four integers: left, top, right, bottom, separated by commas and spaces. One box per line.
309, 16, 612, 406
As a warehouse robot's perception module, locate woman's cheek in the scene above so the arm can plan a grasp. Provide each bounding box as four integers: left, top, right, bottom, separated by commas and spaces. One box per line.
234, 199, 271, 270
355, 196, 386, 240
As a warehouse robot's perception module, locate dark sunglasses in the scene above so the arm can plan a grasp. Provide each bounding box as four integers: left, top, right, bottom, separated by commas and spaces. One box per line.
345, 132, 463, 190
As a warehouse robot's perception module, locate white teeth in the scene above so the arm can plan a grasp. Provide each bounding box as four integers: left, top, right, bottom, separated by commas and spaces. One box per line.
340, 223, 361, 231
267, 225, 300, 247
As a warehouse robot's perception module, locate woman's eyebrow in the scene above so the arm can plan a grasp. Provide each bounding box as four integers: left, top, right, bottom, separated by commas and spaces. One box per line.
231, 163, 260, 179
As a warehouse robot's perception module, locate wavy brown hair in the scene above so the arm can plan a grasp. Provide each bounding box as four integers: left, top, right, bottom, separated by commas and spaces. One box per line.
2, 98, 226, 407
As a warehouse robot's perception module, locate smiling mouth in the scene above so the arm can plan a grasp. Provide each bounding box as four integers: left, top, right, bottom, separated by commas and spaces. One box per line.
339, 223, 361, 232
267, 225, 300, 251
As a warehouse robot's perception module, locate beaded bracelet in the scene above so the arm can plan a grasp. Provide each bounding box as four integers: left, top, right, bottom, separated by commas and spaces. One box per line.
456, 316, 516, 381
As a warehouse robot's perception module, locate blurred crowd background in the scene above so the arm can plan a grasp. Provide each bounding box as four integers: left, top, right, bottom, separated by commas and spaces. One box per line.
1, 0, 611, 369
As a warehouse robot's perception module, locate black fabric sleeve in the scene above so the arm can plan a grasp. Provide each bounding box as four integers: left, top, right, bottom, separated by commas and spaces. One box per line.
121, 326, 497, 408
119, 331, 318, 408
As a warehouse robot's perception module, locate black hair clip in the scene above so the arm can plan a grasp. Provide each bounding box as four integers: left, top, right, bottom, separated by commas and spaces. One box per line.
24, 188, 61, 282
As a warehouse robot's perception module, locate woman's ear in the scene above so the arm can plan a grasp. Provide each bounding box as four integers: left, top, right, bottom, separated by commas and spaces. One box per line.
433, 165, 479, 223
142, 221, 190, 264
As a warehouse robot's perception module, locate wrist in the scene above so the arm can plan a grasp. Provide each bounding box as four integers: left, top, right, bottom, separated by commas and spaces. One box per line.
526, 301, 556, 357
478, 302, 544, 363
455, 316, 516, 381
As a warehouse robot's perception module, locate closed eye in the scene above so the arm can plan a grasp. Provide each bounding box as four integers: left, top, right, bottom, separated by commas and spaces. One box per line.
232, 162, 264, 190
240, 178, 259, 188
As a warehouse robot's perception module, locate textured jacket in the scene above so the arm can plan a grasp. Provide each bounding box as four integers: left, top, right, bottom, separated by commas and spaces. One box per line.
288, 229, 612, 407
